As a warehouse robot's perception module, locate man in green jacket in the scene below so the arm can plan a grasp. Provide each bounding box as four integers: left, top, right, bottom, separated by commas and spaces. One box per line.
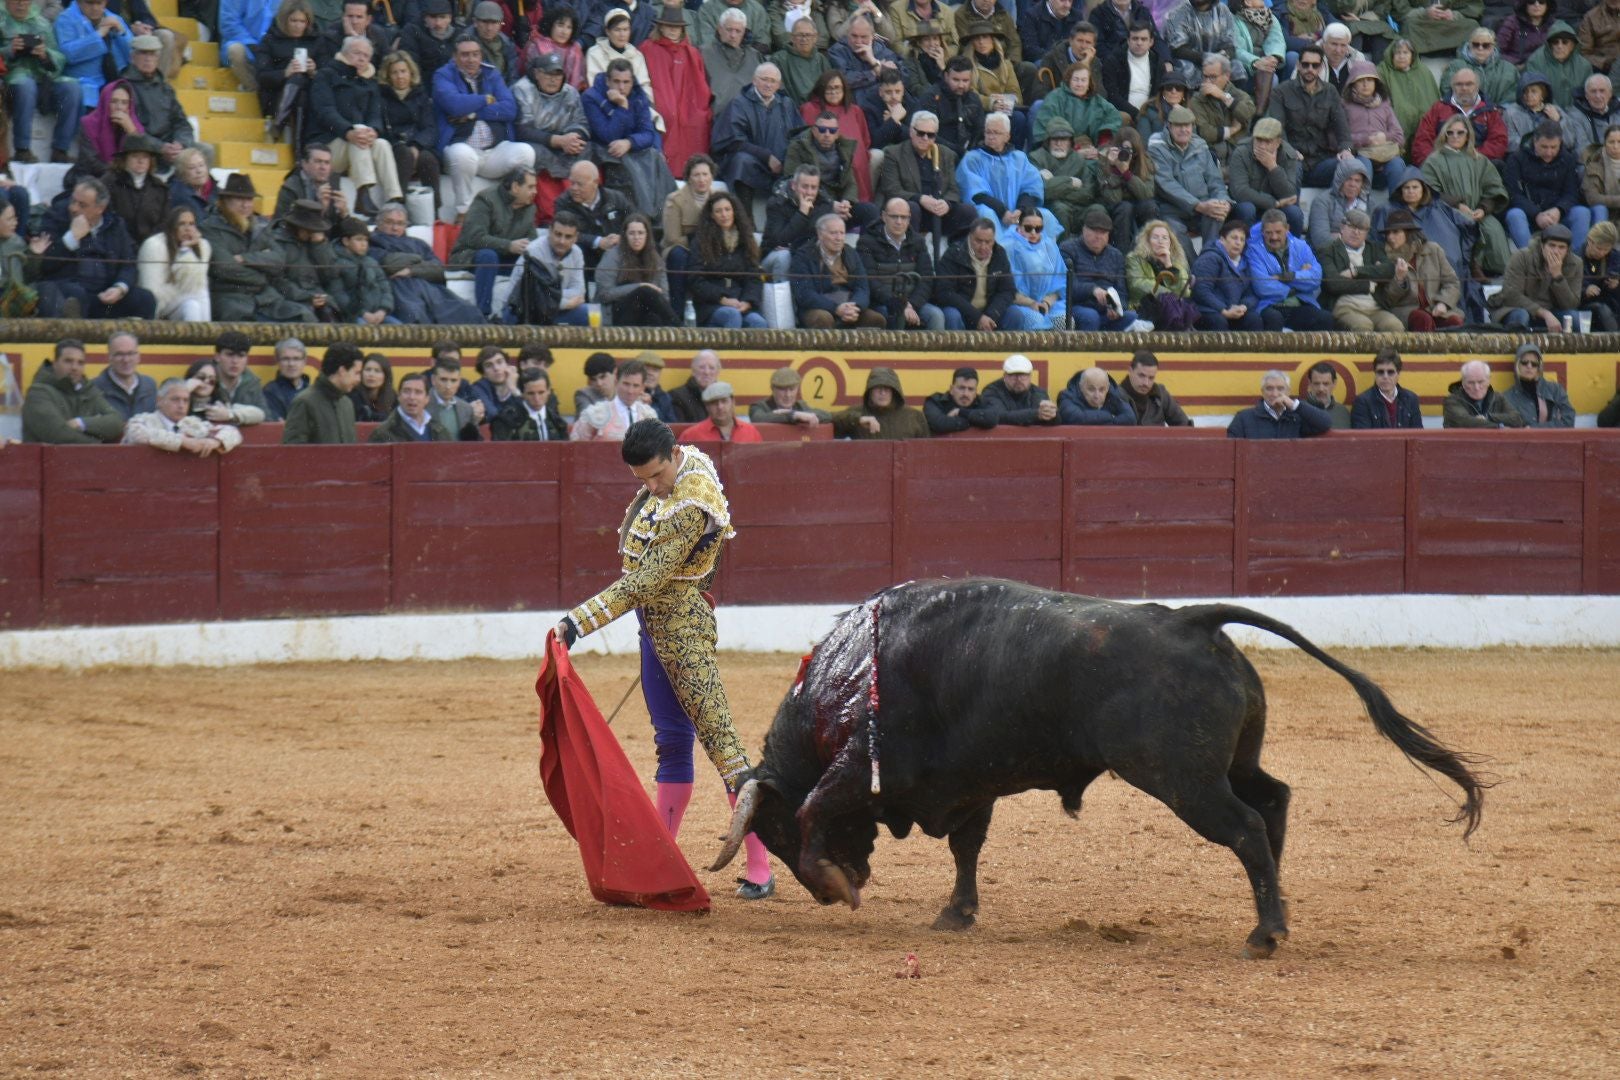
282, 343, 363, 444
450, 168, 539, 316
1, 0, 82, 162
22, 339, 125, 444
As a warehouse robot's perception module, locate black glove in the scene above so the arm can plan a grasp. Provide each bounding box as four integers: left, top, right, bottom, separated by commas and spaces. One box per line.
559, 618, 578, 648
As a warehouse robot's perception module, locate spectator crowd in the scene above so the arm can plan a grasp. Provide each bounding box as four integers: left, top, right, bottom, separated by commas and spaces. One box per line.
17, 332, 1614, 454
8, 0, 1620, 332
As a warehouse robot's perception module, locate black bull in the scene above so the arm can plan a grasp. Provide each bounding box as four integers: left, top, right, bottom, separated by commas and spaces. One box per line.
712, 579, 1486, 957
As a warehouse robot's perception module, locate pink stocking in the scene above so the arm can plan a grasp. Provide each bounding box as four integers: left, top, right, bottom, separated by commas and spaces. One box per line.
656, 782, 693, 838
727, 788, 773, 885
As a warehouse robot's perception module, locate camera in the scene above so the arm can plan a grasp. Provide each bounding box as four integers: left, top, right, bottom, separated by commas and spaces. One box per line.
1116, 144, 1133, 163
20, 33, 42, 52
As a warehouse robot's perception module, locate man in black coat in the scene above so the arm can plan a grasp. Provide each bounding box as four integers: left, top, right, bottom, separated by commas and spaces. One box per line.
857, 196, 957, 329
668, 350, 722, 423
933, 218, 1024, 331
307, 35, 405, 215
1098, 19, 1170, 122
925, 366, 1001, 434
978, 353, 1059, 425
875, 110, 977, 243
313, 0, 398, 67
399, 0, 461, 79
761, 165, 833, 280
37, 179, 157, 320
551, 159, 632, 275
1227, 370, 1333, 439
1349, 348, 1425, 429
920, 57, 986, 158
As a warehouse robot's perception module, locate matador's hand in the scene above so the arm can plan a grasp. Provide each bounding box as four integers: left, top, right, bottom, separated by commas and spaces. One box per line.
556, 619, 578, 648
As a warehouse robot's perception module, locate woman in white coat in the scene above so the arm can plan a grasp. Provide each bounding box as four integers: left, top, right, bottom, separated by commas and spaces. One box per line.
137, 206, 212, 322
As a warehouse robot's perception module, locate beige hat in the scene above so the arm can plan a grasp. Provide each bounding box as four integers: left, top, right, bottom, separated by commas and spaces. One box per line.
701, 381, 734, 403
1167, 105, 1196, 125
769, 367, 800, 389
130, 34, 162, 51
1252, 116, 1283, 140
634, 349, 665, 369
1002, 354, 1034, 375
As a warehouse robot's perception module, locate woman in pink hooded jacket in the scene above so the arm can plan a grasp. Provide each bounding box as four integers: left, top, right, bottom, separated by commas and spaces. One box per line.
1342, 59, 1406, 191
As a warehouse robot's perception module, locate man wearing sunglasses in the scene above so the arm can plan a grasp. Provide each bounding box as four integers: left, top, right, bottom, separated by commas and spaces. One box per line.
781, 110, 880, 231
1265, 44, 1357, 188
1349, 346, 1424, 429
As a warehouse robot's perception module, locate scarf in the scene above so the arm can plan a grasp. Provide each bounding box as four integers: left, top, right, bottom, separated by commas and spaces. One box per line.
1238, 5, 1274, 41
1285, 0, 1323, 37
80, 79, 146, 165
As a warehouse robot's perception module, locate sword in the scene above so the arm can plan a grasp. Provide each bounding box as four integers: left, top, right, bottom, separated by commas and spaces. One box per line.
605, 675, 642, 725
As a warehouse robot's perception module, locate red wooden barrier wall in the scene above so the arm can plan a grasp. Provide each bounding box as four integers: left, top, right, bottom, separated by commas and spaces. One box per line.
1, 433, 1617, 632
0, 445, 42, 628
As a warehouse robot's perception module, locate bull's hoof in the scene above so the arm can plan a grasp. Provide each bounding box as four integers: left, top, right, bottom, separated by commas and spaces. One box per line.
931, 906, 976, 932
816, 859, 862, 910
1242, 925, 1288, 959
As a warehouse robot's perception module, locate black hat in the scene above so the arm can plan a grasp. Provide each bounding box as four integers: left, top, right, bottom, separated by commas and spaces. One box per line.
218, 172, 259, 199
423, 0, 451, 13
1162, 71, 1190, 90
116, 133, 165, 158
530, 52, 564, 76
1082, 208, 1112, 232
1380, 208, 1418, 234
653, 3, 687, 26
282, 198, 331, 233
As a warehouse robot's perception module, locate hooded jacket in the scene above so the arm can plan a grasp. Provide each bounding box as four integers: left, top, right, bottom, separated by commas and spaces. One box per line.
1524, 23, 1591, 108
1191, 238, 1257, 319
1567, 84, 1620, 154
1307, 155, 1372, 251
1341, 61, 1405, 156
831, 367, 930, 440
1495, 1, 1551, 67
1500, 344, 1575, 427
1503, 70, 1588, 150
1441, 37, 1519, 106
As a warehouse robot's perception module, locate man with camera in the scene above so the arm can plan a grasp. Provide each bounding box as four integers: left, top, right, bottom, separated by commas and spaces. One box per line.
2, 0, 84, 163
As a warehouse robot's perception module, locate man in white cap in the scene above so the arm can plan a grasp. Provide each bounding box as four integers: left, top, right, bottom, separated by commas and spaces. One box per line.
978, 354, 1059, 425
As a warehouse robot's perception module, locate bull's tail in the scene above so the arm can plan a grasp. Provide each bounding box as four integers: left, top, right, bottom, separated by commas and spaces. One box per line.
1175, 603, 1488, 841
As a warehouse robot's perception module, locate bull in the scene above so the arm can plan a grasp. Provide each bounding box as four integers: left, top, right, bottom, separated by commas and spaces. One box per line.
712, 579, 1486, 957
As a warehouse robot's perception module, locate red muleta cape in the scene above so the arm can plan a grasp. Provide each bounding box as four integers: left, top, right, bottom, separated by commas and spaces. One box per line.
536, 631, 711, 912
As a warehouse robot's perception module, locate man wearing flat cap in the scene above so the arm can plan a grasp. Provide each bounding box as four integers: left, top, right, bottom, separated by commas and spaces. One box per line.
749, 367, 831, 427
979, 354, 1059, 426
120, 33, 203, 168
682, 381, 763, 442
634, 350, 678, 421
1147, 100, 1234, 254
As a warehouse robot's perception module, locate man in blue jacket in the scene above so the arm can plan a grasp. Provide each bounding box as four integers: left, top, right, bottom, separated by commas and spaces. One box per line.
54, 0, 131, 106
1350, 347, 1425, 428
1227, 370, 1332, 439
1243, 208, 1334, 331
1503, 122, 1589, 252
434, 36, 534, 218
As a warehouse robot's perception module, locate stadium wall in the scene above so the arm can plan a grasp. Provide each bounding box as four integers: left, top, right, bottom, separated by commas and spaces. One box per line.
5, 322, 1620, 418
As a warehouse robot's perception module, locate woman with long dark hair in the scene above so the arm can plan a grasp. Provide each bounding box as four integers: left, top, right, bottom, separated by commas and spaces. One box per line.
596, 213, 679, 326
137, 206, 212, 322
351, 354, 397, 422
689, 192, 766, 329
184, 359, 266, 426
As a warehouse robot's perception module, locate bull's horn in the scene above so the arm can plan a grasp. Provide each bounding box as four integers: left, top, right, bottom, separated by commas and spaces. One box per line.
707, 778, 759, 872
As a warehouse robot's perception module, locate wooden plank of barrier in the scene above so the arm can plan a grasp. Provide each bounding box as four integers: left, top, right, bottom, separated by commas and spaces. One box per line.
218, 446, 393, 619
1236, 438, 1407, 595
1409, 438, 1585, 593
1064, 438, 1236, 597
1584, 439, 1620, 593
0, 445, 43, 629
720, 441, 895, 604
893, 440, 1064, 589
391, 443, 563, 612
559, 442, 640, 609
41, 447, 220, 626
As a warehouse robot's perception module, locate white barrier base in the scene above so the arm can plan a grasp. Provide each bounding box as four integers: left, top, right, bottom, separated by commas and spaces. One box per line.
0, 595, 1615, 669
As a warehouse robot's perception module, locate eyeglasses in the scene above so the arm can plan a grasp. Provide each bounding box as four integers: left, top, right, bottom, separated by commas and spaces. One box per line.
1374, 368, 1398, 376
1470, 41, 1493, 49
1021, 222, 1043, 233
1297, 60, 1321, 69
815, 126, 839, 135
1518, 359, 1542, 368
883, 211, 911, 220
1446, 128, 1469, 138
913, 130, 938, 139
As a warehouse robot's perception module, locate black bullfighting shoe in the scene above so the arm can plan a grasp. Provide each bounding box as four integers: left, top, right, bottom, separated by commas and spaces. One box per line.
735, 875, 775, 901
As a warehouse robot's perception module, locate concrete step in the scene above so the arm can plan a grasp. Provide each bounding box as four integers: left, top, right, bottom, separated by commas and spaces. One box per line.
178, 88, 262, 119
177, 63, 240, 91
216, 141, 293, 170
197, 115, 272, 142
164, 15, 202, 40
188, 40, 219, 67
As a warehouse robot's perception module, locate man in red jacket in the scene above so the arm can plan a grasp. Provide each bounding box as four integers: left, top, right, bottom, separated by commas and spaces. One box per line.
1410, 68, 1508, 164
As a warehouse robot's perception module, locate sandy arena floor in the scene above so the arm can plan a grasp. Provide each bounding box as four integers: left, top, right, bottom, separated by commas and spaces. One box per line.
1, 648, 1616, 1078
